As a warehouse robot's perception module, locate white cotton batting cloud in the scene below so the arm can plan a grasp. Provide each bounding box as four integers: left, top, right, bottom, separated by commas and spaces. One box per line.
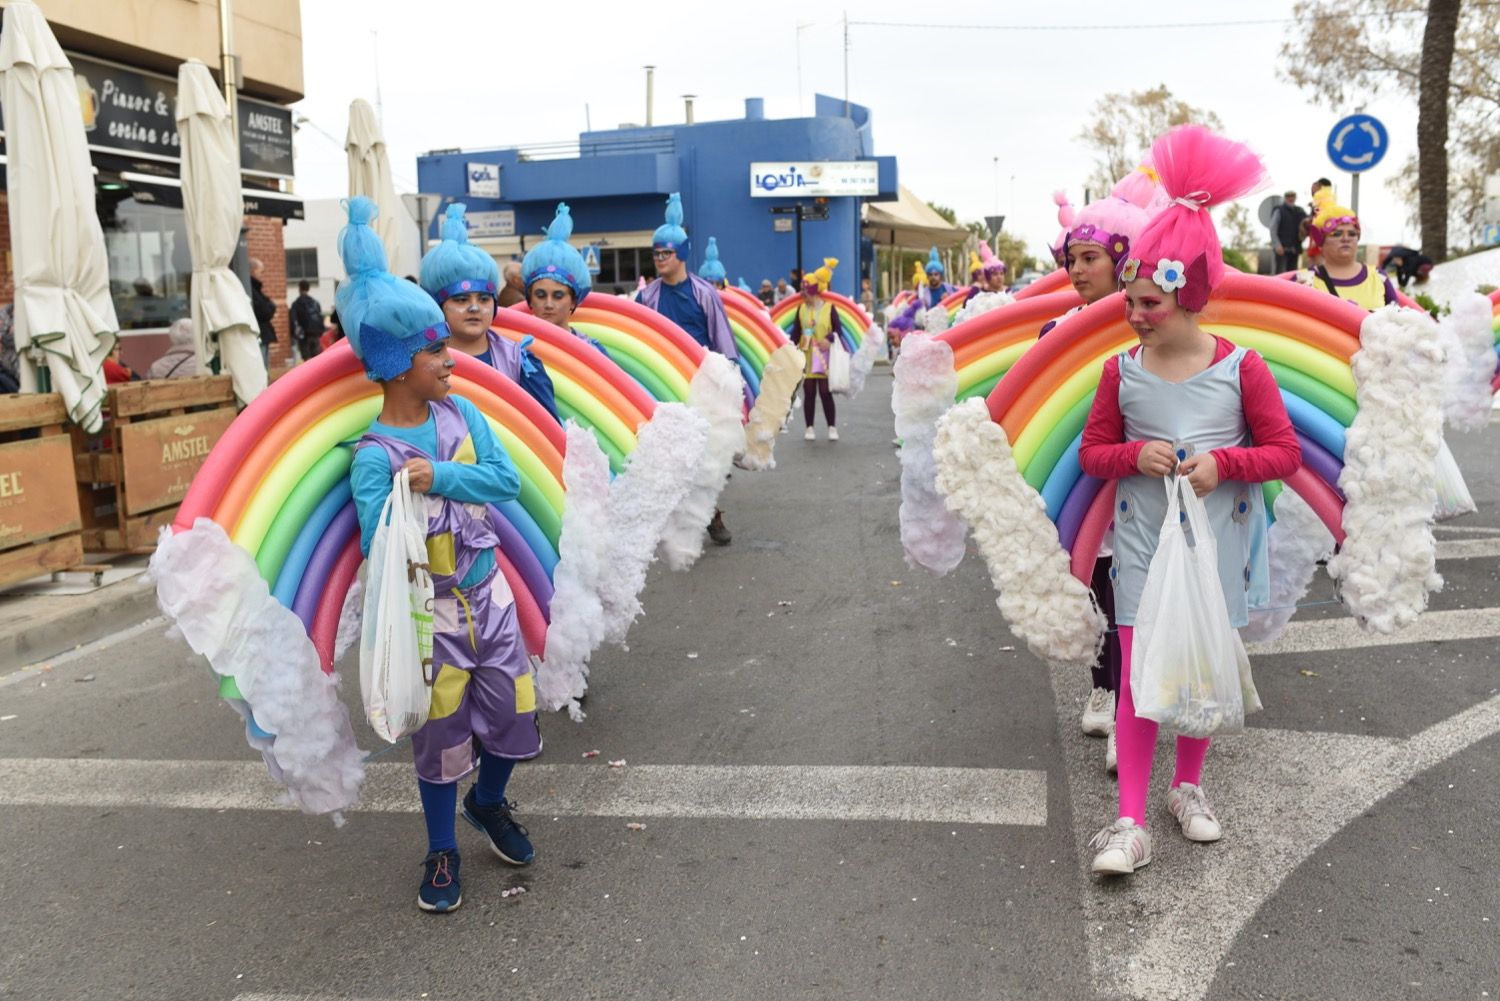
149, 520, 365, 818
1437, 292, 1496, 433
921, 306, 951, 335
846, 323, 886, 399
739, 344, 803, 470
1327, 305, 1445, 634
892, 333, 966, 575
658, 353, 746, 570
1241, 490, 1334, 644
538, 424, 612, 718
599, 403, 708, 646
333, 575, 363, 663
953, 291, 1014, 326
934, 399, 1105, 667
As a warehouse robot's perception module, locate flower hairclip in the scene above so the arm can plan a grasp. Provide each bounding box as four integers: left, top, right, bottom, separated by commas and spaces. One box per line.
1119, 258, 1140, 283
1108, 235, 1130, 260
1152, 259, 1187, 294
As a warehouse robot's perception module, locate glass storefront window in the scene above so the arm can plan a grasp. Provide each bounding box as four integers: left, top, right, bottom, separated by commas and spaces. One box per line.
98, 186, 192, 331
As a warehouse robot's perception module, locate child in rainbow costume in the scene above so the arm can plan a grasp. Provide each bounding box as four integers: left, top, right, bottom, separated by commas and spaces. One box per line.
344, 196, 540, 913
1045, 165, 1163, 772
1076, 126, 1299, 875
420, 203, 560, 422
520, 202, 607, 356
954, 242, 1012, 324
793, 258, 844, 441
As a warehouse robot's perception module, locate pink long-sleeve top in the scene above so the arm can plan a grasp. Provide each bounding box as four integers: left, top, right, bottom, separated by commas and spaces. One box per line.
1079, 337, 1301, 483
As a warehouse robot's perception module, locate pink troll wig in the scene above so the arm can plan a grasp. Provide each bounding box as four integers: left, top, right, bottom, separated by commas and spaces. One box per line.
1050, 190, 1076, 266
1061, 162, 1166, 266
1118, 125, 1267, 312
977, 239, 1007, 276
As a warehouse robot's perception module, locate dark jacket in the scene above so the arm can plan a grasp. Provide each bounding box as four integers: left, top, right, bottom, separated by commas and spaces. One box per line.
251, 277, 277, 345
290, 293, 323, 341
1269, 203, 1307, 250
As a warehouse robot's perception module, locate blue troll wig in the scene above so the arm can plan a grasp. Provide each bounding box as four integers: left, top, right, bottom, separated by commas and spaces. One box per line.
652, 192, 690, 260
520, 202, 591, 303
924, 246, 945, 275
697, 236, 727, 283
336, 196, 448, 381
419, 203, 500, 306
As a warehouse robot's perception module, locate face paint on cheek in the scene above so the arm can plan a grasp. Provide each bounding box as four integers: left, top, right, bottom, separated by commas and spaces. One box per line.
1141, 305, 1175, 327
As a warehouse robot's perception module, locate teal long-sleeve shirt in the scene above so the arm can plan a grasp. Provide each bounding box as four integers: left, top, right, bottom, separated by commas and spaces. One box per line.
349, 395, 520, 588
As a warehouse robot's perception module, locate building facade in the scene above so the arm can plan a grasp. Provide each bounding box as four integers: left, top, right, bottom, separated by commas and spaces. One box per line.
416, 94, 897, 300
0, 0, 305, 373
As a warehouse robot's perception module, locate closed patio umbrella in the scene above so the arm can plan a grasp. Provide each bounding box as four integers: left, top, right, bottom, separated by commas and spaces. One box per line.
0, 0, 116, 432
346, 98, 404, 266
177, 59, 264, 405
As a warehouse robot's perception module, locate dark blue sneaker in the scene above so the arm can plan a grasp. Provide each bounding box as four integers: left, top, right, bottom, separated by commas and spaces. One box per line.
462, 787, 534, 865
417, 849, 462, 913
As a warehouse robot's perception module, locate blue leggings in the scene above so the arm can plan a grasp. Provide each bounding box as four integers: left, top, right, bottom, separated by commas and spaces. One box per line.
417, 749, 517, 853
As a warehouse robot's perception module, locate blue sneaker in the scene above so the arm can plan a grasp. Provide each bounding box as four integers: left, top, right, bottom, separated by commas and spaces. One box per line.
462, 787, 534, 865
417, 849, 462, 913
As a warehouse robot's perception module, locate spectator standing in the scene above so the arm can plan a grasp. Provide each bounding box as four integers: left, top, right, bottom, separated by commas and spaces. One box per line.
758, 279, 775, 307
249, 258, 277, 368
1268, 191, 1307, 274
498, 261, 526, 308
859, 277, 875, 315
289, 280, 324, 361
773, 278, 791, 303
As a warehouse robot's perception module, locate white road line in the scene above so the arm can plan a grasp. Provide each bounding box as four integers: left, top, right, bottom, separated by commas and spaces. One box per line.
1245, 606, 1500, 656
1434, 524, 1500, 537
0, 759, 1047, 827
1436, 537, 1500, 559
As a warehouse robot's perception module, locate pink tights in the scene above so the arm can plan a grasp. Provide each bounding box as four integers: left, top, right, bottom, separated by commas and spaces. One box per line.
1115, 625, 1210, 825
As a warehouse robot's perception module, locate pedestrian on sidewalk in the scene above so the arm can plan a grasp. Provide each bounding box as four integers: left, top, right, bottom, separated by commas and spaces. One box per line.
289, 280, 324, 361
1079, 126, 1300, 878
637, 192, 740, 546
339, 196, 541, 915
792, 258, 842, 441
1268, 191, 1307, 274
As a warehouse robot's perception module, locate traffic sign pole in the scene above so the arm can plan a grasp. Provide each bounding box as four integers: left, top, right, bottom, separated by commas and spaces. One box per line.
1351, 173, 1359, 217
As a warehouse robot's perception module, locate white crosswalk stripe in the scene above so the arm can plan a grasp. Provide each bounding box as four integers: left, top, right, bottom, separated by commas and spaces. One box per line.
0, 758, 1047, 827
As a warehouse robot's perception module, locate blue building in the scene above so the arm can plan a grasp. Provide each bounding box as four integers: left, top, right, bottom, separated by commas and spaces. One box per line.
415, 94, 897, 300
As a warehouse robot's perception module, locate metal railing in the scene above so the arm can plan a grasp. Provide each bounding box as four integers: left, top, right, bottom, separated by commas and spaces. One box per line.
432, 132, 676, 163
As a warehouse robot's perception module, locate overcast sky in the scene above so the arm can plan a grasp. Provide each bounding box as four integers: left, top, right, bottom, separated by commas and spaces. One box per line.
291, 1, 1422, 258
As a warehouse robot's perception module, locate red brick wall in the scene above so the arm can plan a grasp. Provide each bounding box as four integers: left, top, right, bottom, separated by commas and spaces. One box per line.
0, 193, 13, 306
246, 214, 292, 369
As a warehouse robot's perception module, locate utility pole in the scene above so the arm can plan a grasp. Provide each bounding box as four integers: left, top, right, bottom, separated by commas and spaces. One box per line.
217, 0, 239, 139
843, 11, 850, 118
644, 65, 655, 126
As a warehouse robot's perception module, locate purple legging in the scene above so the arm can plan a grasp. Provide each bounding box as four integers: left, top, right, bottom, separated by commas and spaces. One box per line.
1116, 625, 1211, 825
803, 378, 835, 427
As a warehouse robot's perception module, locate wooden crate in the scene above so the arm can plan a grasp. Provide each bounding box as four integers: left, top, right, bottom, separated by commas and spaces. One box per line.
71, 376, 237, 552
0, 394, 85, 588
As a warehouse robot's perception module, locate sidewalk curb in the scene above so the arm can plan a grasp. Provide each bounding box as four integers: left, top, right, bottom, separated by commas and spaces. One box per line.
0, 577, 159, 673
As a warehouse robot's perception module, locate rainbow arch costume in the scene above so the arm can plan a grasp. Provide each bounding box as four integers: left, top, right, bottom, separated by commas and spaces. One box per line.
770, 289, 886, 397
919, 271, 1447, 666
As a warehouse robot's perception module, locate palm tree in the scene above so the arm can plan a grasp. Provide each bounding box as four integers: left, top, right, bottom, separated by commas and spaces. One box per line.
1417, 0, 1460, 261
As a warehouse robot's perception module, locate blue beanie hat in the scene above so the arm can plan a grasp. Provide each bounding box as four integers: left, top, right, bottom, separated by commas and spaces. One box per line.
697, 236, 726, 283
337, 196, 449, 381
419, 203, 500, 305
521, 203, 592, 303
652, 192, 690, 260
924, 246, 945, 275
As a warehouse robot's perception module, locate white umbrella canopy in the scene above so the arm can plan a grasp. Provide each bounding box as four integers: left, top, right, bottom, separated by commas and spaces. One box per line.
176, 59, 265, 405
0, 0, 117, 432
346, 98, 404, 266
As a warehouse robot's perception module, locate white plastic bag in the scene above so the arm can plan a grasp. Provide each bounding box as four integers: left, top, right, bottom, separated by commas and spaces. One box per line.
359, 467, 435, 743
827, 342, 851, 394
1131, 475, 1257, 737
1432, 438, 1475, 520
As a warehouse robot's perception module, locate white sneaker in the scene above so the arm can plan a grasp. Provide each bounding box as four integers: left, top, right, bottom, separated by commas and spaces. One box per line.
827, 426, 839, 441
1089, 817, 1151, 875
804, 427, 816, 441
1166, 783, 1223, 843
1105, 729, 1117, 775
1081, 687, 1114, 736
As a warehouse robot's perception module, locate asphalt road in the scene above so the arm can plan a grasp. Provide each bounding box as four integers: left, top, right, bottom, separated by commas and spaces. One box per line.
1, 369, 1496, 1001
